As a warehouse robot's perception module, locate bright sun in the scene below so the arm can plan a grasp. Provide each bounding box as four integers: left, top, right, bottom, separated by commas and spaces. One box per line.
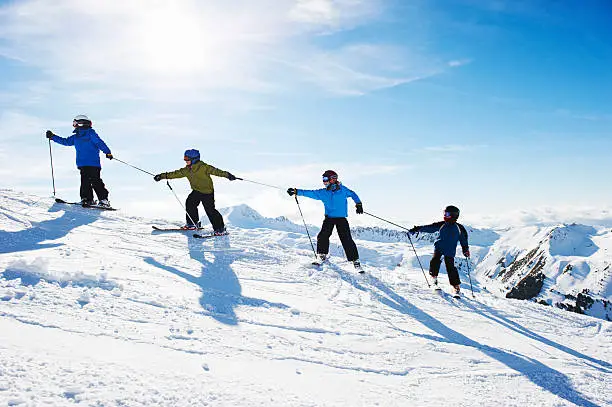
136, 6, 211, 76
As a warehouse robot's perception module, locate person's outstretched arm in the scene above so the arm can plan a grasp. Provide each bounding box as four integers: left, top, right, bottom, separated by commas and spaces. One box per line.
154, 167, 187, 181
286, 188, 325, 200
46, 130, 74, 146
410, 221, 445, 234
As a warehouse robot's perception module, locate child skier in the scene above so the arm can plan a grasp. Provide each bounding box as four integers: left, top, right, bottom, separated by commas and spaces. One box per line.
154, 149, 237, 234
46, 115, 113, 208
409, 205, 470, 296
287, 170, 364, 272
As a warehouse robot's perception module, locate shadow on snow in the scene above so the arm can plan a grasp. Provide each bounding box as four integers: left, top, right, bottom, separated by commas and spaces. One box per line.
327, 263, 600, 407
144, 236, 288, 326
0, 202, 100, 254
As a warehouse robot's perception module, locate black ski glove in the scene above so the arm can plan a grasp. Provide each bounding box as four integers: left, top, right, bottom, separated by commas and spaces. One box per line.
45, 130, 55, 139
227, 172, 237, 181
287, 188, 297, 196
356, 203, 363, 214
154, 174, 164, 182
106, 153, 113, 160
408, 226, 420, 234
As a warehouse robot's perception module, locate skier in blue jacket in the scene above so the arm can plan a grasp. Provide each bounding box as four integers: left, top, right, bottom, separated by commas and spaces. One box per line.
46, 115, 113, 207
287, 170, 364, 271
409, 205, 470, 296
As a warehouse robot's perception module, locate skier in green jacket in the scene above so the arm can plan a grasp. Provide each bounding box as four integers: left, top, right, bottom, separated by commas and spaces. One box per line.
154, 149, 237, 234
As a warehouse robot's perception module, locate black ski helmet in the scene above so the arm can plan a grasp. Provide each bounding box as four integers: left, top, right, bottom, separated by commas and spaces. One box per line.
322, 170, 338, 181
184, 149, 200, 164
444, 205, 460, 220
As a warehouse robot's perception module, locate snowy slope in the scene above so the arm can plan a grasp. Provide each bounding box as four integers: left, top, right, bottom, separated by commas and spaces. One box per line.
0, 190, 611, 407
476, 224, 612, 321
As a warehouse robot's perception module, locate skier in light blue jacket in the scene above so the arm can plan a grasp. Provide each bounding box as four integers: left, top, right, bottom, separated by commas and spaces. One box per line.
287, 170, 363, 271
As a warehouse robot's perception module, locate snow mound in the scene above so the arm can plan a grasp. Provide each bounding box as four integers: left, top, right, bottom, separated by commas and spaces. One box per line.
2, 258, 117, 290
221, 204, 308, 233
548, 224, 598, 257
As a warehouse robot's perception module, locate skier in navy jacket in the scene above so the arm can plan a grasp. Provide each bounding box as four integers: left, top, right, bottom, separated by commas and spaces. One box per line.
287, 170, 364, 271
409, 205, 470, 295
46, 115, 113, 207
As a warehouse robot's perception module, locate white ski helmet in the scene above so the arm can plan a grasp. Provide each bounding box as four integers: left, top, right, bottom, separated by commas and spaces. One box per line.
73, 114, 92, 127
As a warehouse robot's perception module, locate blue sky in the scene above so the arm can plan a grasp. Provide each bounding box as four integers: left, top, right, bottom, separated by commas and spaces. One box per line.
1, 0, 611, 227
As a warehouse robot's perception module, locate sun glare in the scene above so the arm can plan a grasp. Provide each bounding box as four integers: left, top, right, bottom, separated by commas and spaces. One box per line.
137, 6, 210, 76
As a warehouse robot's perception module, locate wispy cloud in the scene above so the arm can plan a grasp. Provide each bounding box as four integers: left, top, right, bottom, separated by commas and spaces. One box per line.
0, 0, 449, 102
447, 58, 472, 67
468, 205, 612, 229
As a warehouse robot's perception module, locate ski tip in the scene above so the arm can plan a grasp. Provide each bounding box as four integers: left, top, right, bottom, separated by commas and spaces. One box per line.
54, 198, 67, 204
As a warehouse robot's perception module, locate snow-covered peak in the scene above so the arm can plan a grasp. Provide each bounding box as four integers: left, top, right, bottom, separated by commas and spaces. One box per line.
476, 223, 612, 320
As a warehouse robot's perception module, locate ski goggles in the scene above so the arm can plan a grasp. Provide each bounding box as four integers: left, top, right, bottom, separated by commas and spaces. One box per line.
184, 157, 192, 162
443, 211, 456, 220
322, 176, 337, 182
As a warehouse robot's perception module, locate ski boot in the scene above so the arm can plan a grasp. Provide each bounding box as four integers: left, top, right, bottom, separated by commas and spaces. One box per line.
81, 198, 96, 207
312, 253, 327, 266
353, 260, 364, 274
98, 199, 111, 208
213, 227, 228, 236
452, 285, 461, 298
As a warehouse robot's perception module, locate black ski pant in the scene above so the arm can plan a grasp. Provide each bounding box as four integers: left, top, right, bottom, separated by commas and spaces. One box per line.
317, 217, 359, 262
79, 166, 108, 201
186, 190, 225, 231
429, 252, 461, 286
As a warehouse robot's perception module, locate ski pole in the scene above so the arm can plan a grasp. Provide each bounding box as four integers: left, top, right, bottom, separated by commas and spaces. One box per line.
48, 139, 56, 197
165, 180, 199, 228
363, 211, 411, 232
294, 195, 317, 258
239, 178, 283, 190
364, 211, 430, 287
113, 158, 156, 176
465, 256, 475, 298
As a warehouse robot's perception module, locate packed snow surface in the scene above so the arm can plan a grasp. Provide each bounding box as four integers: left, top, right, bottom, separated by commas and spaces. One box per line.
0, 191, 610, 406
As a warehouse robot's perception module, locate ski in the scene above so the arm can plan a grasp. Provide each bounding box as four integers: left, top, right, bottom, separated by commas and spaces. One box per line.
55, 198, 117, 211
193, 232, 229, 239
152, 226, 204, 232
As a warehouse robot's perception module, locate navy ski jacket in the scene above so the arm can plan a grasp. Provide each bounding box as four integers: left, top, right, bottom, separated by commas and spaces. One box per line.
297, 184, 361, 218
417, 221, 469, 257
51, 127, 111, 168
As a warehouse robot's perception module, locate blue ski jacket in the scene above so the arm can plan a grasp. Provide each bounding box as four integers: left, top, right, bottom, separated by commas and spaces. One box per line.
51, 128, 111, 168
417, 221, 469, 257
297, 184, 361, 218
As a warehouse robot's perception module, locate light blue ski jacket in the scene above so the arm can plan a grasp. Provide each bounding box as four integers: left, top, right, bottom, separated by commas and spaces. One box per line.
297, 185, 361, 218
